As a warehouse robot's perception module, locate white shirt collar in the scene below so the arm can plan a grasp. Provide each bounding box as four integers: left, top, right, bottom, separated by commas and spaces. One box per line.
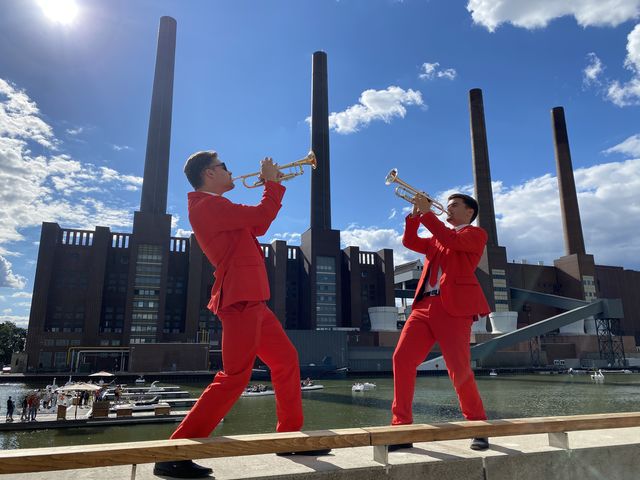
202, 191, 220, 197
454, 223, 469, 231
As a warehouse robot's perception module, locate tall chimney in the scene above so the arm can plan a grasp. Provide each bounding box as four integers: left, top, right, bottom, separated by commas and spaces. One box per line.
310, 51, 332, 230
551, 107, 586, 256
469, 88, 498, 246
139, 16, 177, 215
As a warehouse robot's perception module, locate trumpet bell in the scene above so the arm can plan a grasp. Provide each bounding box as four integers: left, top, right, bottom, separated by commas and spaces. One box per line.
385, 168, 398, 185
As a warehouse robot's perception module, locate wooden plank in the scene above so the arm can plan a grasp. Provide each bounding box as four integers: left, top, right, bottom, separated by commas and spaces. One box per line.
365, 412, 640, 445
0, 428, 370, 474
2, 412, 640, 474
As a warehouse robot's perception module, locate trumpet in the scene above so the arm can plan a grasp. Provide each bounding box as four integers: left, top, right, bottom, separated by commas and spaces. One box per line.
385, 168, 446, 216
233, 151, 317, 188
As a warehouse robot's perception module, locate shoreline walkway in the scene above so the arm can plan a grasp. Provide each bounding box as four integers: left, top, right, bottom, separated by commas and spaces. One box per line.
1, 426, 638, 479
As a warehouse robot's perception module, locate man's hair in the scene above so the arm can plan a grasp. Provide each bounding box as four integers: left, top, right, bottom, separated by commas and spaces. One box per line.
448, 193, 479, 223
184, 150, 218, 189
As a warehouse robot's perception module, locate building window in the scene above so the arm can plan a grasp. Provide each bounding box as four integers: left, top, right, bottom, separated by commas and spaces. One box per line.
316, 256, 337, 328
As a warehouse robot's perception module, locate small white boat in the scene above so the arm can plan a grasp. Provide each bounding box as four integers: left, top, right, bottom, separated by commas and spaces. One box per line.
301, 384, 324, 392
489, 369, 498, 377
241, 389, 274, 397
352, 382, 376, 392
135, 376, 146, 385
590, 369, 605, 383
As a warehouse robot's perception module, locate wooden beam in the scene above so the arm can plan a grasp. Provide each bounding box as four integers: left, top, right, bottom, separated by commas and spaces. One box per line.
365, 412, 640, 445
1, 413, 640, 475
0, 428, 370, 474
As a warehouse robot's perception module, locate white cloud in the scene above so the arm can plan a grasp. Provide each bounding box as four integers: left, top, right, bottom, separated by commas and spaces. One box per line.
0, 77, 142, 253
467, 0, 640, 32
321, 86, 423, 134
419, 62, 457, 81
343, 158, 640, 270
269, 232, 301, 245
388, 208, 397, 220
11, 292, 32, 299
0, 77, 146, 304
0, 255, 26, 289
603, 133, 640, 156
175, 228, 193, 238
340, 225, 418, 266
66, 127, 83, 136
0, 315, 29, 328
112, 144, 132, 151
583, 52, 604, 86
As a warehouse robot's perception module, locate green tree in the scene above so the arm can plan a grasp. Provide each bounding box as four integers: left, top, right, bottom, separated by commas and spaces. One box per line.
0, 322, 26, 365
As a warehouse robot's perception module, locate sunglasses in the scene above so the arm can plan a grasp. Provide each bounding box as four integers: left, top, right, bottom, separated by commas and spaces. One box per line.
209, 162, 227, 172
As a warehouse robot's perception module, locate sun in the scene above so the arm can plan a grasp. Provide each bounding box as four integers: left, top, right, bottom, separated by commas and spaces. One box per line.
38, 0, 79, 25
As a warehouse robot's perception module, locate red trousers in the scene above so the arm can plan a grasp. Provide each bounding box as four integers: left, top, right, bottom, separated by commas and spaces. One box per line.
392, 295, 486, 425
170, 301, 303, 439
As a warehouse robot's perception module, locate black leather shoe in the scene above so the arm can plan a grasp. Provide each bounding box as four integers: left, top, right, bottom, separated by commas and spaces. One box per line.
153, 460, 213, 478
388, 443, 413, 452
470, 437, 489, 451
276, 448, 332, 456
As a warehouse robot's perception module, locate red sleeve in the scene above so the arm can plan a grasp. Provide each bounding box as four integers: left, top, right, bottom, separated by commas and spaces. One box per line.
419, 212, 487, 253
402, 214, 432, 254
193, 181, 285, 233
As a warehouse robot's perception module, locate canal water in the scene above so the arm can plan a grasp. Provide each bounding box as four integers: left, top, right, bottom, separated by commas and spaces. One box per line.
1, 373, 639, 450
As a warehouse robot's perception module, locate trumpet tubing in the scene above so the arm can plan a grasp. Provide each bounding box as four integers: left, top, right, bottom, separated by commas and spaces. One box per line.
233, 151, 317, 188
384, 168, 446, 216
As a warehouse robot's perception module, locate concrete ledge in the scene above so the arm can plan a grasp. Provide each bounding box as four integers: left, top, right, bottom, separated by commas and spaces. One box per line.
2, 427, 639, 479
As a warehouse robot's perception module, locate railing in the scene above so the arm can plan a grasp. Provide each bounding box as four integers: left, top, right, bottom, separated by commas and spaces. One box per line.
0, 412, 639, 477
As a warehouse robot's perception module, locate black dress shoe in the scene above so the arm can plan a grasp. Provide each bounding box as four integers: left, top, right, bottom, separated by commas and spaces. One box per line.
388, 443, 413, 452
470, 437, 489, 451
276, 448, 332, 456
153, 460, 213, 478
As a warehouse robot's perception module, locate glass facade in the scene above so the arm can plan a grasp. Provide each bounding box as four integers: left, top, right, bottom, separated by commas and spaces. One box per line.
130, 244, 162, 343
316, 256, 337, 328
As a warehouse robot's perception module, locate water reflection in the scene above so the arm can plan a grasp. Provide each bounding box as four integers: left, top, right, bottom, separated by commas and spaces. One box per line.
1, 373, 639, 450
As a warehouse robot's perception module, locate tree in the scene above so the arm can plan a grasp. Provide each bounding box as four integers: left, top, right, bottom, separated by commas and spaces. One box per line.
0, 322, 26, 365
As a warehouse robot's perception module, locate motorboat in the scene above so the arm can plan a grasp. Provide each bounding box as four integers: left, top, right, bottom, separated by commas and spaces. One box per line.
135, 376, 146, 385
241, 384, 273, 397
301, 384, 324, 392
489, 369, 498, 377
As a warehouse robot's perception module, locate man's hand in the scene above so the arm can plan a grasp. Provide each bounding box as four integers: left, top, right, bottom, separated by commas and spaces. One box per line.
259, 157, 280, 183
413, 194, 432, 214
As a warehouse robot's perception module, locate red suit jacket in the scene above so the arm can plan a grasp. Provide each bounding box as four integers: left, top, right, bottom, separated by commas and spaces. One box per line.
187, 181, 285, 314
403, 211, 491, 317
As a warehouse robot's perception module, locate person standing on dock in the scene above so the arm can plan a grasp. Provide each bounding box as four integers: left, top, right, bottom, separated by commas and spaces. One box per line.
154, 151, 328, 479
390, 193, 491, 452
5, 396, 14, 422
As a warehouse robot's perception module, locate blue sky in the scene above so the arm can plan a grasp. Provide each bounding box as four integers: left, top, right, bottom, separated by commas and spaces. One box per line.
2, 0, 640, 327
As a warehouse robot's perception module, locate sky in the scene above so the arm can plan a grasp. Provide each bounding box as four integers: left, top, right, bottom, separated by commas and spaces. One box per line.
1, 0, 640, 328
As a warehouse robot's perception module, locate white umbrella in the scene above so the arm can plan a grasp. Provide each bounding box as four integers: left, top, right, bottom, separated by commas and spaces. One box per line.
56, 382, 102, 392
88, 371, 115, 377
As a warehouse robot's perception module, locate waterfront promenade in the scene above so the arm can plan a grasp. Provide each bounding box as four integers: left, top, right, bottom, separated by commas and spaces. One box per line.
0, 424, 638, 479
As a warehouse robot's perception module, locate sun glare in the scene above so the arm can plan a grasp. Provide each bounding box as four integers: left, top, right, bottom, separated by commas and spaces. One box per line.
38, 0, 79, 25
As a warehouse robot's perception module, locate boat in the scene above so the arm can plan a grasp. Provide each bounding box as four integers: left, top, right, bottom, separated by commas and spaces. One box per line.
134, 376, 146, 385
489, 369, 498, 377
301, 384, 324, 392
241, 385, 274, 397
352, 382, 375, 392
590, 369, 605, 383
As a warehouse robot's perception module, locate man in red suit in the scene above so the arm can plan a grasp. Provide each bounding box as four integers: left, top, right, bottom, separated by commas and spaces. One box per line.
390, 193, 491, 452
154, 151, 328, 479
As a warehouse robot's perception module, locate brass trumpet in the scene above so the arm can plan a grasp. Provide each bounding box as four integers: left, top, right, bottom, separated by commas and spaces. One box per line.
233, 151, 317, 188
385, 168, 446, 216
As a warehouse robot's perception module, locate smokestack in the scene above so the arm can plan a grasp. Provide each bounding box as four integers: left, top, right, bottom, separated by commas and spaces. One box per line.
469, 88, 499, 246
139, 16, 177, 215
310, 51, 332, 231
551, 107, 586, 256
